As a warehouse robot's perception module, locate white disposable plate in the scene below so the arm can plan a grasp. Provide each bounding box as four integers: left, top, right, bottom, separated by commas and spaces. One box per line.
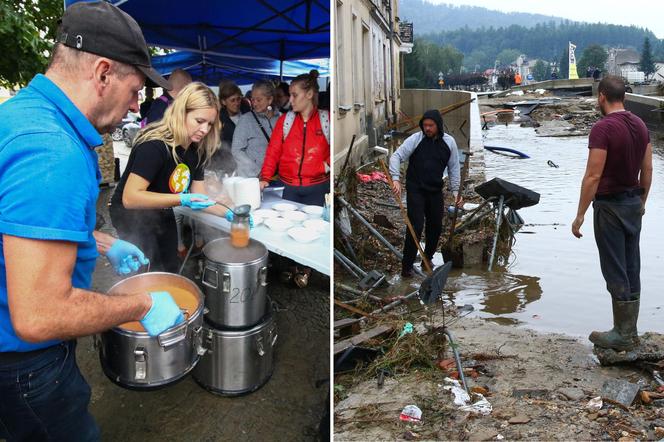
253, 208, 280, 219
303, 219, 328, 232
287, 226, 321, 243
264, 217, 294, 232
272, 202, 297, 212
302, 205, 324, 218
281, 210, 308, 223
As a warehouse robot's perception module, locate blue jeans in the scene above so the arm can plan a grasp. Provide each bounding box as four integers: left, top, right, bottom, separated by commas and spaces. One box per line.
0, 341, 99, 442
593, 195, 642, 301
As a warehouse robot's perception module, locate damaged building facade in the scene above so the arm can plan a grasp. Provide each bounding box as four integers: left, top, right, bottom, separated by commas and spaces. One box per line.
333, 0, 405, 170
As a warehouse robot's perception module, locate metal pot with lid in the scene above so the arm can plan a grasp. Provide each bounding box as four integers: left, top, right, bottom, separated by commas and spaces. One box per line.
193, 306, 277, 396
201, 237, 268, 328
98, 272, 205, 389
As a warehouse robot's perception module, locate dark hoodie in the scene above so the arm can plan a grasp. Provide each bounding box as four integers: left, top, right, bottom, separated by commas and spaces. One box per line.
588, 110, 649, 195
406, 109, 451, 192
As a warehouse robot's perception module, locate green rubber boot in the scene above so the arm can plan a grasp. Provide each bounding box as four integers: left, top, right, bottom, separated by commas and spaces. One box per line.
589, 298, 640, 351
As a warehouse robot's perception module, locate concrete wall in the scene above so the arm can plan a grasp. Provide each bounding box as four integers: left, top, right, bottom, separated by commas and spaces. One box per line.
625, 93, 664, 131
399, 89, 473, 152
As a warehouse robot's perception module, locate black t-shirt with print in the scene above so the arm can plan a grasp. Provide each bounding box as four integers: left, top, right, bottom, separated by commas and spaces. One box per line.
111, 139, 205, 208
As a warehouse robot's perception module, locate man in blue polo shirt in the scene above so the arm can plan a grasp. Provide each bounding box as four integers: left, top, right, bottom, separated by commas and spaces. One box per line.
0, 3, 186, 440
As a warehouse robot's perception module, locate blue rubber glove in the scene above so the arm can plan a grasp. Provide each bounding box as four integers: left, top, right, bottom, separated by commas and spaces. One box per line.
107, 239, 149, 275
224, 211, 254, 228
140, 292, 185, 336
180, 193, 215, 210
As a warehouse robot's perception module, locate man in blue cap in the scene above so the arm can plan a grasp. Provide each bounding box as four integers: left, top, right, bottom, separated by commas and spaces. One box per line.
0, 2, 186, 439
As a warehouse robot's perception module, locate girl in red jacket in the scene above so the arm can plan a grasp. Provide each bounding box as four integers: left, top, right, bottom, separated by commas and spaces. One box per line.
259, 70, 330, 206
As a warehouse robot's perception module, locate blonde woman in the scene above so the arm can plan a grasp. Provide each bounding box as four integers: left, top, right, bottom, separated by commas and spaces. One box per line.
110, 82, 233, 272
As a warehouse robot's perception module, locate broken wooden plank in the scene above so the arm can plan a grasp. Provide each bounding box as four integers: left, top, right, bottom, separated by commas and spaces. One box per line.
334, 325, 394, 355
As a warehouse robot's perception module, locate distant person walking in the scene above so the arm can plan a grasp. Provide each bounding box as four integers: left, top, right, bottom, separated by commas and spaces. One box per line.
572, 75, 652, 351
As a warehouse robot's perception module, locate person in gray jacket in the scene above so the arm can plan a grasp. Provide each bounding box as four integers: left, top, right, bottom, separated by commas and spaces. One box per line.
389, 109, 462, 277
232, 81, 281, 177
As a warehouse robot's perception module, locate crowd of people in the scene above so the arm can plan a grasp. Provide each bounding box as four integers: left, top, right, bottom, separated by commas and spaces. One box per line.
115, 50, 331, 279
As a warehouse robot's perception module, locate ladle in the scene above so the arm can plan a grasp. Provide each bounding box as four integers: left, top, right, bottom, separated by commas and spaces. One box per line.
213, 201, 251, 216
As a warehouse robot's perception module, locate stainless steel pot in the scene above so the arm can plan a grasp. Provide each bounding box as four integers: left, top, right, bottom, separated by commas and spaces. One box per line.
98, 272, 205, 389
192, 309, 277, 396
201, 237, 268, 328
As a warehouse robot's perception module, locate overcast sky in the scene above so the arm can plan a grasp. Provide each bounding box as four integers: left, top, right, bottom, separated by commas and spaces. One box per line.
426, 0, 664, 38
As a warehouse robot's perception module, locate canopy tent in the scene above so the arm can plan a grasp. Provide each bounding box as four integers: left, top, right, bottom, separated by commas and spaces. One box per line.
63, 0, 330, 61
150, 51, 329, 86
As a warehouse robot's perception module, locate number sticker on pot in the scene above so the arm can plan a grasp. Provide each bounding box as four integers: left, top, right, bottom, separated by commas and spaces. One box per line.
169, 163, 191, 194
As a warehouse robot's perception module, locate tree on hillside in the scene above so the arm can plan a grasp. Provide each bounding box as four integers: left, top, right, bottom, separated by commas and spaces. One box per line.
532, 60, 550, 81
578, 45, 608, 76
558, 47, 569, 79
420, 21, 660, 72
0, 0, 62, 88
495, 49, 521, 67
404, 39, 464, 88
640, 37, 656, 78
464, 49, 489, 72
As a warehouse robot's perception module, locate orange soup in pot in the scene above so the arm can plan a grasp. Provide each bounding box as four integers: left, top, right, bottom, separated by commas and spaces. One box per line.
118, 286, 199, 332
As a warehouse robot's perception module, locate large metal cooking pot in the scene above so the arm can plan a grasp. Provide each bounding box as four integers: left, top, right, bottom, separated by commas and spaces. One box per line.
193, 309, 277, 396
98, 272, 205, 389
201, 237, 268, 328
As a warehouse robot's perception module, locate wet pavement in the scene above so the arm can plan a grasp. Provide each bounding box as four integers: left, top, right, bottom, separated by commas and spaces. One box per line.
448, 124, 664, 337
77, 187, 330, 441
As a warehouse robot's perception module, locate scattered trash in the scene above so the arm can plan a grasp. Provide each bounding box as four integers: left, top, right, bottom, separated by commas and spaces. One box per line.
586, 396, 603, 411
356, 171, 388, 183
399, 323, 414, 338
399, 405, 422, 423
444, 378, 471, 406
547, 160, 559, 168
459, 396, 492, 416
443, 378, 492, 415
601, 378, 640, 408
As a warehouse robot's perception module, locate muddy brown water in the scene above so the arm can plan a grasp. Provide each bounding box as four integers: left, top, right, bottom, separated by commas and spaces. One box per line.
448, 124, 664, 337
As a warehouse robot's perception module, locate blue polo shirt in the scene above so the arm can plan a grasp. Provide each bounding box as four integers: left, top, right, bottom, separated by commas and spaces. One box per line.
0, 74, 102, 352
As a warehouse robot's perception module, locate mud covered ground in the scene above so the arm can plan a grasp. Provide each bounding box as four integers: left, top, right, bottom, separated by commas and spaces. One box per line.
481, 93, 601, 137
334, 312, 664, 441
77, 188, 330, 442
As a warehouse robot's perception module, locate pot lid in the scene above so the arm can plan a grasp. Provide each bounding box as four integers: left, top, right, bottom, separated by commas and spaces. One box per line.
203, 237, 267, 264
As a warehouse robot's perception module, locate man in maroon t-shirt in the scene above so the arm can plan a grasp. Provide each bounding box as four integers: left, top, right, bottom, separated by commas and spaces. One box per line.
572, 75, 653, 352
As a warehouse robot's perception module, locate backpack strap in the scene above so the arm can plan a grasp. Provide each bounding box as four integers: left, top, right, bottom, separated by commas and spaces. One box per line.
282, 110, 330, 145
318, 109, 330, 145
282, 111, 296, 141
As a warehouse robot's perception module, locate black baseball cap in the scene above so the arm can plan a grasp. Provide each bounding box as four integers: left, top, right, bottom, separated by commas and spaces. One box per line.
57, 1, 171, 90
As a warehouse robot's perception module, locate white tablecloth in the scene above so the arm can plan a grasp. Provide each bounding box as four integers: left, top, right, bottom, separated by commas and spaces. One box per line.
173, 188, 331, 275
